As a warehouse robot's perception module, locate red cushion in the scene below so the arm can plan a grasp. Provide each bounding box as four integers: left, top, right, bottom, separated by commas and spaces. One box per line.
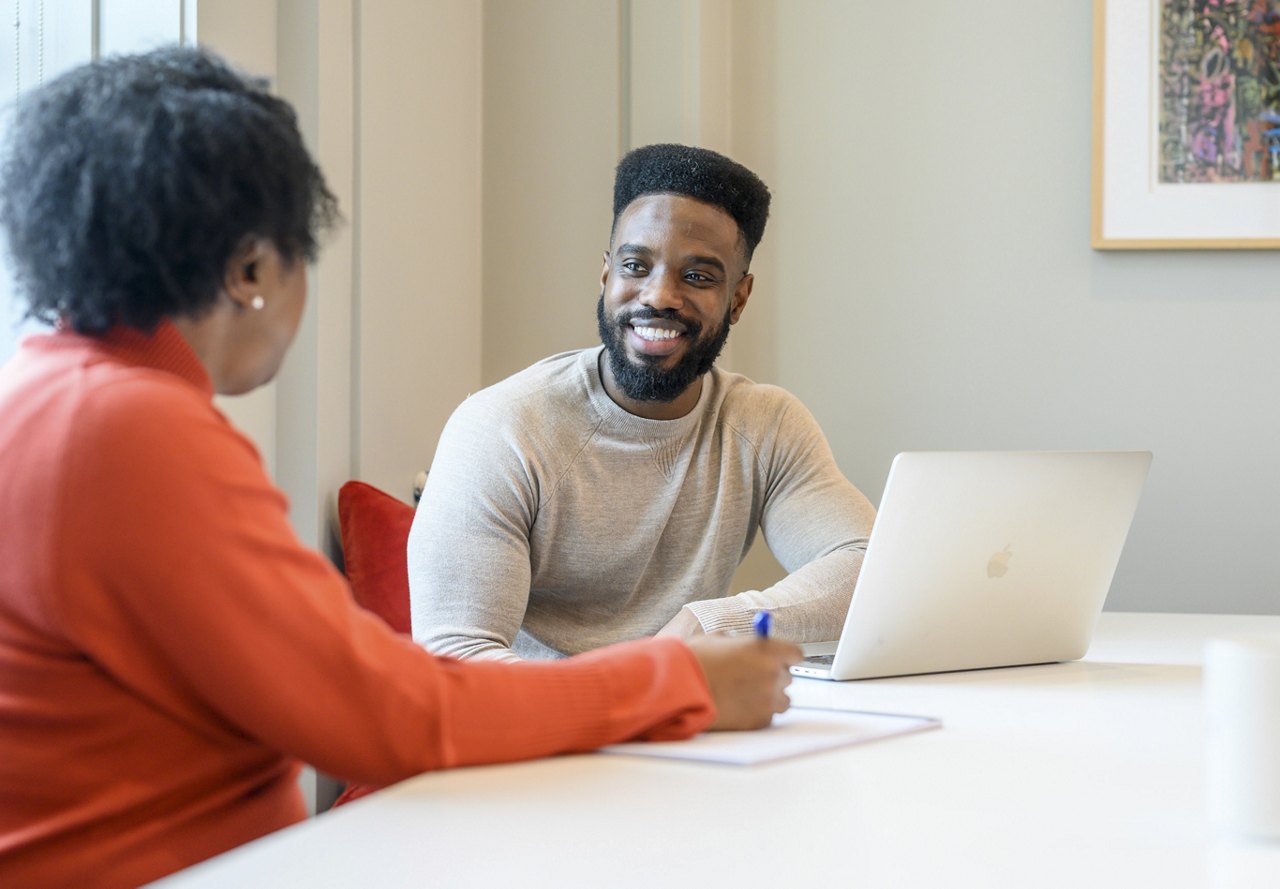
331, 481, 417, 809
338, 481, 415, 635
332, 781, 380, 808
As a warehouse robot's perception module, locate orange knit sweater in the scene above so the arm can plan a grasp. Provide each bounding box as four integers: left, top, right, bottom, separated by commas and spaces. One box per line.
0, 323, 714, 888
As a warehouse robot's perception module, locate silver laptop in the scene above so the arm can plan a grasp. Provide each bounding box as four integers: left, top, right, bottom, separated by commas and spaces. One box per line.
792, 451, 1151, 681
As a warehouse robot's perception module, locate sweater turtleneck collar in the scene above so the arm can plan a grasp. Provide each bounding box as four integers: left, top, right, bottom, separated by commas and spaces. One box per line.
38, 319, 214, 398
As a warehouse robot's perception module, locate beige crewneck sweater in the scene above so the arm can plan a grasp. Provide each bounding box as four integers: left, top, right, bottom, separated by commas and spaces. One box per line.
410, 347, 875, 661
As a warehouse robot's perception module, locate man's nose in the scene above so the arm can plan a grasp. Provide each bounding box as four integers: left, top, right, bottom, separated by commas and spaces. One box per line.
638, 270, 682, 311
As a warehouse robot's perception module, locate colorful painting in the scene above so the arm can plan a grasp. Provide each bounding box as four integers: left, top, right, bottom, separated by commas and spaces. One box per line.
1159, 0, 1280, 183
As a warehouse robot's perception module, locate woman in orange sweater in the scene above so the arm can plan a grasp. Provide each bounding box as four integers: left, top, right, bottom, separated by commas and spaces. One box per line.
0, 48, 800, 888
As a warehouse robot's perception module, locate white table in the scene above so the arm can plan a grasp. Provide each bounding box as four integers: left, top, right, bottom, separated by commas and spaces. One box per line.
155, 613, 1280, 888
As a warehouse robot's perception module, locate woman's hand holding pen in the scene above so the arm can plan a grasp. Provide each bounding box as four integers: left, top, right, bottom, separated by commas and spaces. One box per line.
686, 612, 800, 731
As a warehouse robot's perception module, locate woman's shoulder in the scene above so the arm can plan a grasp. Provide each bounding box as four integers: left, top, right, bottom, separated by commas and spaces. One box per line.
73, 362, 250, 468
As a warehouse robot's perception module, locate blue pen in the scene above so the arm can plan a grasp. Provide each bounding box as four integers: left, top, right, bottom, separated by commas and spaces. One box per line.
753, 610, 772, 639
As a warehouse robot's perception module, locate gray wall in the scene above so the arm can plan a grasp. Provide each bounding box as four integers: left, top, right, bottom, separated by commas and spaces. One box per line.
724, 2, 1279, 614
480, 0, 1279, 615
187, 0, 1276, 617
482, 1, 619, 385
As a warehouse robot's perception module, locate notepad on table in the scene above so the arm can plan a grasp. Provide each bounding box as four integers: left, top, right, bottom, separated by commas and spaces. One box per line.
600, 706, 939, 766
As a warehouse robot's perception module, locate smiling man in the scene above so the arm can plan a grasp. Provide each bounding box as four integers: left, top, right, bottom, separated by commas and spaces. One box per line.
410, 144, 875, 661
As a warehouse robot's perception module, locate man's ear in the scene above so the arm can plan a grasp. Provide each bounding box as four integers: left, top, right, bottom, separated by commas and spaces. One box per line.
599, 250, 611, 290
223, 238, 265, 310
729, 273, 754, 324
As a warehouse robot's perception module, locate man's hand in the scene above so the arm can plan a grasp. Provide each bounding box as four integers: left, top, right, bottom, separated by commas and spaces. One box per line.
685, 633, 802, 731
655, 606, 705, 640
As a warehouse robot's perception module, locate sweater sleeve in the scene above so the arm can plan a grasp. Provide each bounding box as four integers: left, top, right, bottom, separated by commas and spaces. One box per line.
53, 379, 714, 786
408, 393, 541, 661
684, 391, 876, 642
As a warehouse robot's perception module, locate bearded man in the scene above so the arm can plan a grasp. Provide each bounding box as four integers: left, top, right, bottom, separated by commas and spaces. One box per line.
410, 144, 875, 661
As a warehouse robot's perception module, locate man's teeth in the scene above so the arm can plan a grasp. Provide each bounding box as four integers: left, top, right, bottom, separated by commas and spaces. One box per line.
633, 326, 681, 341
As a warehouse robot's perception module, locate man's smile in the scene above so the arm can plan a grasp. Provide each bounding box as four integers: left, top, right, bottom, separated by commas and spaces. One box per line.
627, 319, 688, 356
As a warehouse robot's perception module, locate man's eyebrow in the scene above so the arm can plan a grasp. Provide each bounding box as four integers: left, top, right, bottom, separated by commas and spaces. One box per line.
685, 254, 727, 275
614, 245, 728, 275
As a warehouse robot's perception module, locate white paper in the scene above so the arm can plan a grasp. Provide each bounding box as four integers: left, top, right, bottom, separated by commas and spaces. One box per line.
599, 707, 940, 766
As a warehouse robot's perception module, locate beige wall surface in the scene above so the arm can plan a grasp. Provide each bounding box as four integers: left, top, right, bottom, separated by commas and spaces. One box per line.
356, 2, 483, 502
197, 0, 281, 480
251, 0, 1275, 615
723, 1, 1278, 614
481, 0, 620, 385
472, 0, 1280, 614
268, 1, 484, 532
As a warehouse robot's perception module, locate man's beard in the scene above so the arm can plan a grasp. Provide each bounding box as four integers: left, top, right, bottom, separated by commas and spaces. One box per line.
596, 293, 733, 403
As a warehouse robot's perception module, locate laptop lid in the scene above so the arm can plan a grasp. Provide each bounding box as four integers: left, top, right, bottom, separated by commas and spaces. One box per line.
793, 451, 1151, 681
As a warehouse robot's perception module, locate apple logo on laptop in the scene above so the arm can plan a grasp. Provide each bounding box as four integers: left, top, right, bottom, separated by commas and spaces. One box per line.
987, 545, 1012, 578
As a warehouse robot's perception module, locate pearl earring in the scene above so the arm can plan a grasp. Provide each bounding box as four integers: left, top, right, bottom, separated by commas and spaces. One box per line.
250, 295, 265, 311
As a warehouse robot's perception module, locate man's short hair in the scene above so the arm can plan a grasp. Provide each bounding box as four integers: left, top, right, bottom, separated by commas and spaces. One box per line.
611, 144, 771, 262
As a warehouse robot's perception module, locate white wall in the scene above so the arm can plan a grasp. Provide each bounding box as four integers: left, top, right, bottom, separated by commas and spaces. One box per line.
355, 2, 482, 503
480, 0, 739, 384
472, 1, 1280, 615
254, 0, 1278, 621
723, 1, 1279, 614
195, 0, 283, 479
481, 0, 620, 384
267, 1, 484, 553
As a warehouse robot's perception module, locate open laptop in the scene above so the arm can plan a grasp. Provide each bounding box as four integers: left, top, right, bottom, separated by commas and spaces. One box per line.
792, 450, 1151, 681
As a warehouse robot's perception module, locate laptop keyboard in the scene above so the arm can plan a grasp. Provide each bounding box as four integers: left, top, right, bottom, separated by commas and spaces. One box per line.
803, 654, 836, 666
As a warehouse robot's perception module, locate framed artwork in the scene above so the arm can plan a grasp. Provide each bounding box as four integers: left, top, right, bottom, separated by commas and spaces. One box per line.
1092, 0, 1280, 249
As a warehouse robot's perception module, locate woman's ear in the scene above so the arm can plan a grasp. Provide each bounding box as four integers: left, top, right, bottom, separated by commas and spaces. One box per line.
223, 239, 266, 311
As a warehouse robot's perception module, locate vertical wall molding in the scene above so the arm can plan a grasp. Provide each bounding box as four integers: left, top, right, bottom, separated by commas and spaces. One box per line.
274, 0, 357, 557
196, 0, 280, 478
356, 1, 483, 502
618, 0, 631, 154
621, 0, 732, 152
622, 0, 737, 369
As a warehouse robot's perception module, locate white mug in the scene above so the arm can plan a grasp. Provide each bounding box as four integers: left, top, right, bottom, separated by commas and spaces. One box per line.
1204, 636, 1280, 841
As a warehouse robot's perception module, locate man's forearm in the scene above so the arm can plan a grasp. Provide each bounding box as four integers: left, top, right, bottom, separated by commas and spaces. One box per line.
684, 546, 865, 642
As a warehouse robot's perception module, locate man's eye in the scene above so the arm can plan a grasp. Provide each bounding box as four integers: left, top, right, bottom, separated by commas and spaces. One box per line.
685, 271, 714, 284
621, 260, 647, 274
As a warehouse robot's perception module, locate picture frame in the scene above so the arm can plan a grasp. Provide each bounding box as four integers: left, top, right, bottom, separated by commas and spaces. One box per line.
1092, 0, 1280, 250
